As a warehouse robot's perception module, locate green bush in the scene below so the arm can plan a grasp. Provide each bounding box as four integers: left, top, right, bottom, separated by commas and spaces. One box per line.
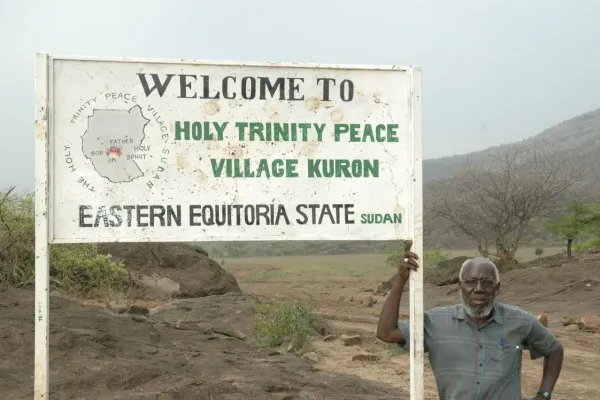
423, 250, 448, 269
0, 188, 131, 296
250, 297, 318, 352
575, 237, 600, 251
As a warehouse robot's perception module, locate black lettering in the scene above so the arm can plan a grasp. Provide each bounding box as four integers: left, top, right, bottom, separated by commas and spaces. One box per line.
295, 204, 308, 225
223, 76, 236, 99
123, 205, 135, 227
137, 73, 175, 97
190, 205, 202, 226
317, 78, 336, 101
340, 80, 354, 102
149, 205, 166, 226
167, 206, 182, 226
200, 75, 220, 99
178, 75, 197, 98
202, 205, 214, 225
259, 77, 285, 100
137, 205, 149, 227
241, 77, 256, 99
232, 205, 243, 225
109, 206, 123, 227
344, 204, 355, 224
79, 205, 93, 227
244, 205, 255, 225
256, 204, 270, 225
93, 206, 109, 227
275, 205, 291, 225
288, 78, 304, 100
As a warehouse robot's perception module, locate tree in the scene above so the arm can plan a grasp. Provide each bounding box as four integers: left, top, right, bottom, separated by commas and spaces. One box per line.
546, 202, 600, 257
425, 147, 588, 261
535, 247, 544, 259
545, 201, 594, 259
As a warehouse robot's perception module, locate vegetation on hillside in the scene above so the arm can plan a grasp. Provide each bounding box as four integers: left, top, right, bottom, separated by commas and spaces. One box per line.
545, 201, 600, 258
425, 146, 591, 260
0, 187, 132, 296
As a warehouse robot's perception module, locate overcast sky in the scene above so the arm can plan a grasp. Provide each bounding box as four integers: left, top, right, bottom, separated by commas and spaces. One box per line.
1, 0, 600, 190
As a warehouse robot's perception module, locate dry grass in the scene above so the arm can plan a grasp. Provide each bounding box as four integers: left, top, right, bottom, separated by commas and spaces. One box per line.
226, 247, 565, 284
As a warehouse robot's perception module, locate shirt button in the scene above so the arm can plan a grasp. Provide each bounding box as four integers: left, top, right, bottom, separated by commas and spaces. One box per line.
479, 345, 483, 349
477, 382, 480, 385
479, 363, 482, 367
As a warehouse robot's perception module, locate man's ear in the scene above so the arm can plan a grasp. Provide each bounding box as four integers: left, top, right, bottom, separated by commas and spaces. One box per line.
496, 283, 501, 295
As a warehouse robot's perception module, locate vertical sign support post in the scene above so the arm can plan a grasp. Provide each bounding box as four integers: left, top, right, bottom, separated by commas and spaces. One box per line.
34, 52, 51, 399
408, 66, 424, 400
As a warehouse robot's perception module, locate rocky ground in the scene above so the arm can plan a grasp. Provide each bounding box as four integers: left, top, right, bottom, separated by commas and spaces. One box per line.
1, 245, 599, 399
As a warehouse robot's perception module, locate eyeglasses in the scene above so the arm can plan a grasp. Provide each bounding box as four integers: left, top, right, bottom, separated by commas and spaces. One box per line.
460, 279, 497, 290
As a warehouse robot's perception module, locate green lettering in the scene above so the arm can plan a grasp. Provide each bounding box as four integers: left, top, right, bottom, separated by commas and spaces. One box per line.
192, 122, 202, 140
349, 124, 361, 142
308, 159, 322, 177
363, 124, 375, 142
256, 159, 270, 177
210, 158, 226, 177
286, 159, 299, 177
298, 123, 311, 141
236, 122, 248, 140
334, 124, 349, 141
313, 123, 325, 141
249, 122, 264, 141
175, 121, 189, 140
387, 124, 399, 142
214, 122, 228, 140
274, 124, 289, 141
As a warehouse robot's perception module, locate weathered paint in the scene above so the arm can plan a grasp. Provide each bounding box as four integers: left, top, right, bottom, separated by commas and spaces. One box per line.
44, 55, 421, 244
36, 53, 424, 399
34, 53, 50, 399
407, 67, 424, 400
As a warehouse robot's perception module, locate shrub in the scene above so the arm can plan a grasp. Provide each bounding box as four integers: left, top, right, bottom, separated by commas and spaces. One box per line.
250, 296, 319, 353
0, 188, 131, 296
423, 250, 448, 269
535, 247, 544, 258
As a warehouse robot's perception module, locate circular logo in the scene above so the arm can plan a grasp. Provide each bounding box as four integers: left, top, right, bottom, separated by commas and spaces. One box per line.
64, 92, 170, 191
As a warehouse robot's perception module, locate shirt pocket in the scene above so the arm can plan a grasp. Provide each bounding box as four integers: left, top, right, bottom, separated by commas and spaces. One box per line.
490, 344, 522, 377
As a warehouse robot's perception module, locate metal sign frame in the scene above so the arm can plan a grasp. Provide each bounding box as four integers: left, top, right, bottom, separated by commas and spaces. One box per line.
34, 53, 423, 399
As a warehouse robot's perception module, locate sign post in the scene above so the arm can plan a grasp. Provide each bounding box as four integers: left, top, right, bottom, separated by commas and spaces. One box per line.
34, 54, 423, 399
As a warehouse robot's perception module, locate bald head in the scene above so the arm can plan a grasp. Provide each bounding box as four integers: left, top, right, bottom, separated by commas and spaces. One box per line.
459, 258, 500, 283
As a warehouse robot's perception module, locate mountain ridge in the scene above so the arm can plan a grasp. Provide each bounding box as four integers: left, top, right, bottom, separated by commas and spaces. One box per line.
423, 107, 600, 183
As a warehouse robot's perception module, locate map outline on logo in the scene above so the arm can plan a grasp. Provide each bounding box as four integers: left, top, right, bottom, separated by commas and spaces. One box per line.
81, 104, 150, 184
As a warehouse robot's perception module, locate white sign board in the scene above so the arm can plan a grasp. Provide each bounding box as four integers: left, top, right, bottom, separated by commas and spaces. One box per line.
44, 56, 421, 243
35, 54, 423, 399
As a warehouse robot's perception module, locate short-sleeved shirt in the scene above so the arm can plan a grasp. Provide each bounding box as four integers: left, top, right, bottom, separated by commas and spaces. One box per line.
397, 302, 561, 400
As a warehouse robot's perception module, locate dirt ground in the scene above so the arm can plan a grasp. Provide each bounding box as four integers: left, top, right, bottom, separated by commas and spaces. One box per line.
237, 250, 600, 400
1, 246, 599, 399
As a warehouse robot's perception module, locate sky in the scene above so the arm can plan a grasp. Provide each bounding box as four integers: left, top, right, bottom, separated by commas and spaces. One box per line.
1, 0, 600, 190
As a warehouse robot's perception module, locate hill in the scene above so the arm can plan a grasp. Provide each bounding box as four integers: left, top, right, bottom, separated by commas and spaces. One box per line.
424, 107, 600, 183
423, 107, 600, 250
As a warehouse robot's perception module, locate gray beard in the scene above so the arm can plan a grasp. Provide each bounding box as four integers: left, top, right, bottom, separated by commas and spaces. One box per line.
460, 293, 495, 320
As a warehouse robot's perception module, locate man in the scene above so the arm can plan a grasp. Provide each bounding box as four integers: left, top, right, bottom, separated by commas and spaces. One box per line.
376, 249, 564, 400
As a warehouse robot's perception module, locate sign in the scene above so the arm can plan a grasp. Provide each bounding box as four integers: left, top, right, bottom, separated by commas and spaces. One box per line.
46, 56, 422, 243
35, 54, 423, 400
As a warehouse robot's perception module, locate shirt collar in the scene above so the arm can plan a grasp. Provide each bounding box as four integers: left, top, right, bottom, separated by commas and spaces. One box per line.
453, 303, 504, 325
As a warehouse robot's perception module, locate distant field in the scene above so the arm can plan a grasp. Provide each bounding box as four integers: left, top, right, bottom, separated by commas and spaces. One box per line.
225, 246, 565, 283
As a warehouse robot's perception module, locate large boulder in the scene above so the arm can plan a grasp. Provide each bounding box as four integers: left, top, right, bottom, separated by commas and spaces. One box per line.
100, 243, 241, 299
427, 256, 470, 286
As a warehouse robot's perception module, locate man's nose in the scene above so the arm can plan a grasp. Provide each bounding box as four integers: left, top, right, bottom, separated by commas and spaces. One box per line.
474, 281, 486, 291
